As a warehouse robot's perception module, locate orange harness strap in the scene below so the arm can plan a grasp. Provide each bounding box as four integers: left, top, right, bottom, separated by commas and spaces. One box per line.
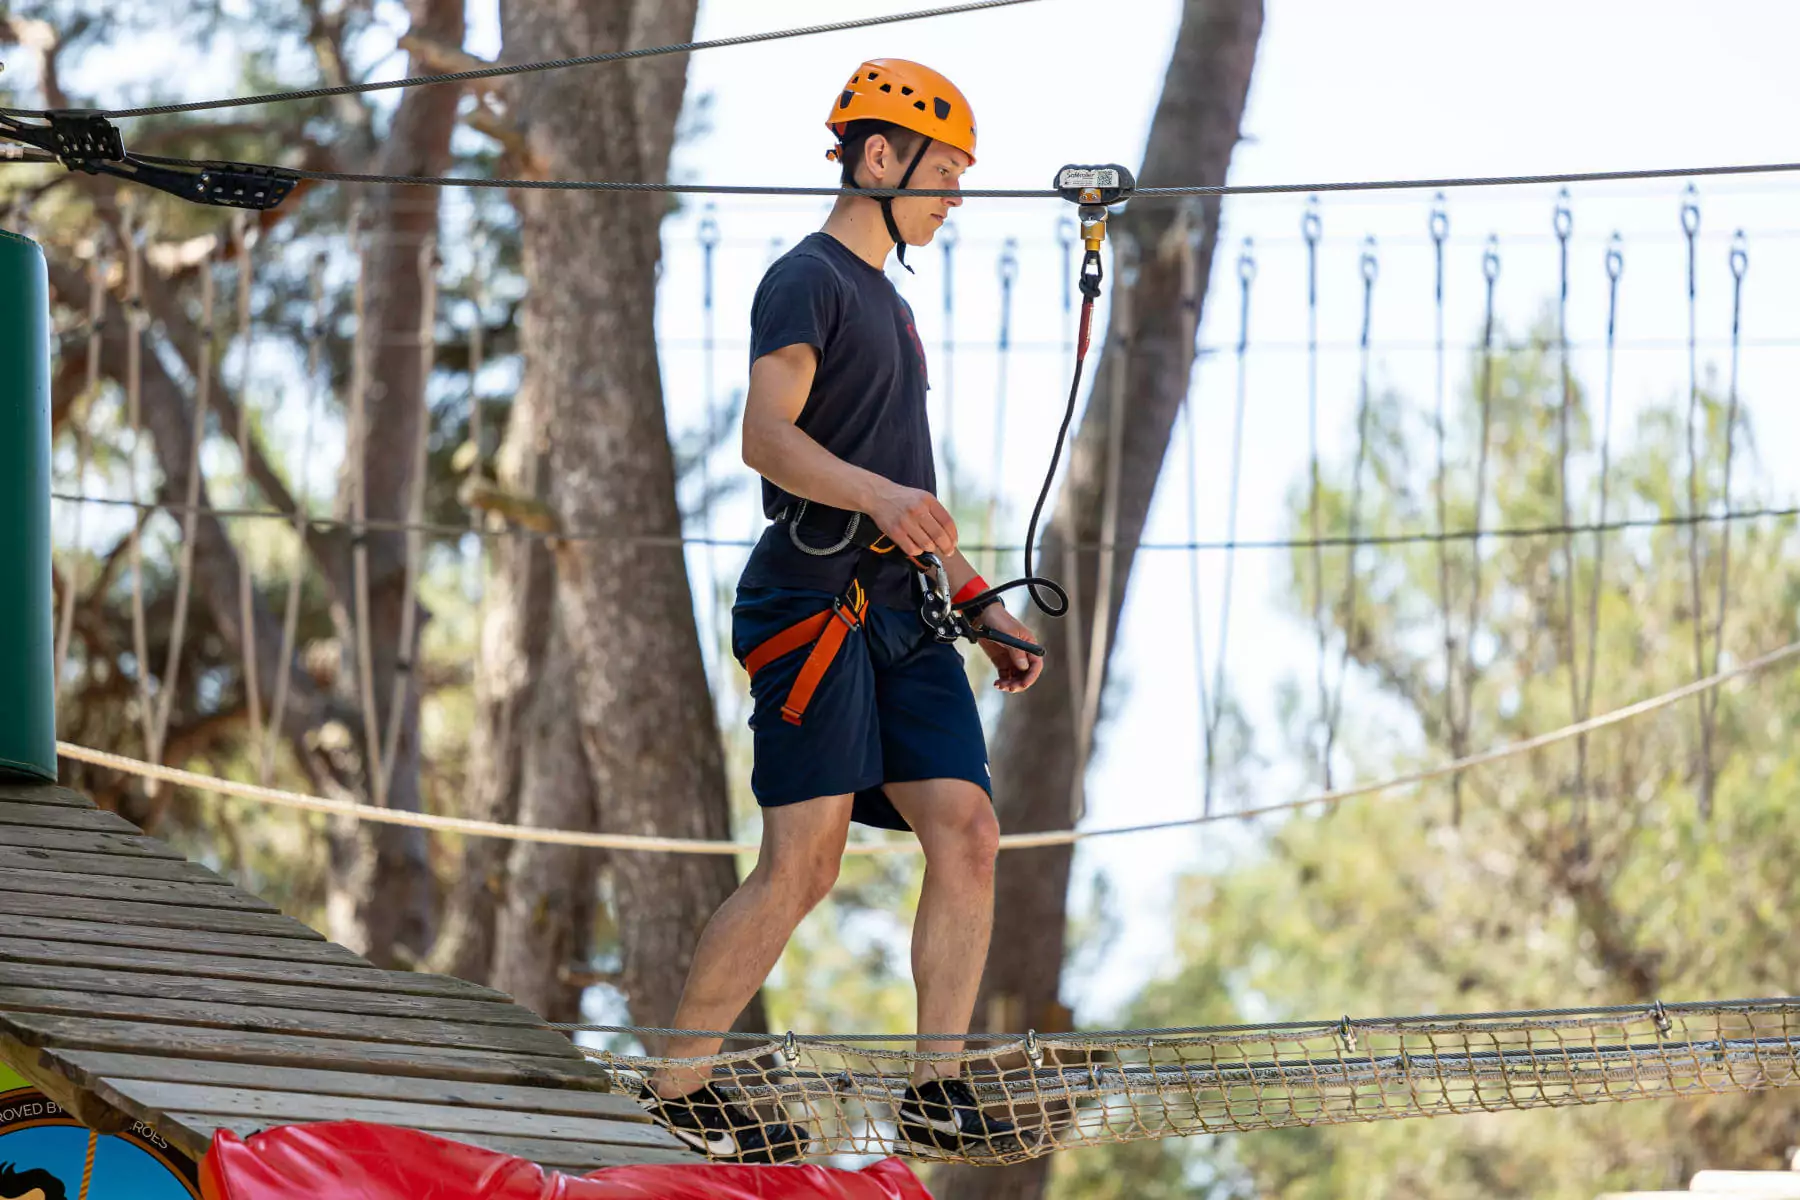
743, 580, 869, 726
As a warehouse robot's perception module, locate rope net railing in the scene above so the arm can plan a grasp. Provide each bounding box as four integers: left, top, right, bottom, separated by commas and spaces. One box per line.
584, 999, 1800, 1164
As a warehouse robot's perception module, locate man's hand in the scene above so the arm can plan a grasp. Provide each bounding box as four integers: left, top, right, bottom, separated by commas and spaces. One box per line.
976, 605, 1043, 693
866, 481, 958, 557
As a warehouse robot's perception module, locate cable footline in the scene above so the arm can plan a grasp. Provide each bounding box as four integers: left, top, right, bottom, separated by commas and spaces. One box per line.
55, 636, 1799, 856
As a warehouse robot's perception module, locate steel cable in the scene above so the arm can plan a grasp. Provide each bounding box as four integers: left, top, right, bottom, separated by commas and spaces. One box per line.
0, 0, 1044, 120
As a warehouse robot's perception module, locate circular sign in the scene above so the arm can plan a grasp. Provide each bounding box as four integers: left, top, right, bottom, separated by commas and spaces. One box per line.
0, 1079, 199, 1200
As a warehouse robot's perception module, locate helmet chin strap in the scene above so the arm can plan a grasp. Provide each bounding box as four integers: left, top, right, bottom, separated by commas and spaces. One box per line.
879, 137, 934, 273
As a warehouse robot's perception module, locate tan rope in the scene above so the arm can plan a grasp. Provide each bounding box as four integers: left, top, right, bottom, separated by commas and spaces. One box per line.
232, 215, 265, 752
348, 217, 385, 804
378, 234, 438, 800
54, 248, 105, 690
78, 1127, 97, 1200
122, 207, 156, 761
1072, 235, 1137, 822
57, 636, 1800, 856
147, 243, 216, 770
263, 253, 328, 781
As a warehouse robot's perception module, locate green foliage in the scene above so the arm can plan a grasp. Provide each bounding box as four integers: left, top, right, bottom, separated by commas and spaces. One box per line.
1056, 317, 1800, 1198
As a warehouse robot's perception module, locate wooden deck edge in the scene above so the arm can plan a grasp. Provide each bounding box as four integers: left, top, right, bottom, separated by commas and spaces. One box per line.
0, 1030, 136, 1136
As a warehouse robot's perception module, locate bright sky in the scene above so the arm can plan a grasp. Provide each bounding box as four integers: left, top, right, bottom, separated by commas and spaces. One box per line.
13, 0, 1800, 1026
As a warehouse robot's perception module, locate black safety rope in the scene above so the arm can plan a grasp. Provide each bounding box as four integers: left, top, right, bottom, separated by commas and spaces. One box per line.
1453, 235, 1501, 822
1429, 194, 1456, 798
1302, 198, 1330, 786
1576, 233, 1624, 785
1680, 186, 1715, 817
1552, 189, 1583, 806
0, 0, 1042, 120
1322, 236, 1379, 790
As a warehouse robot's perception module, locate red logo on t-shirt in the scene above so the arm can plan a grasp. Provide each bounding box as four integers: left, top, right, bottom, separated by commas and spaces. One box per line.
903, 317, 929, 388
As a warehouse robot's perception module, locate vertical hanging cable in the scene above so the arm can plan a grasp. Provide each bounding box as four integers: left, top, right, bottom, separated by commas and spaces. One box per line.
349, 214, 386, 804
696, 206, 723, 680
939, 221, 958, 510
148, 243, 216, 771
1322, 236, 1378, 783
265, 253, 328, 782
1454, 235, 1501, 822
1300, 197, 1332, 786
467, 228, 488, 528
1179, 208, 1210, 810
122, 204, 156, 758
1072, 232, 1138, 823
380, 234, 439, 800
1427, 195, 1462, 811
56, 245, 106, 689
1679, 185, 1714, 817
1202, 236, 1254, 816
231, 214, 266, 751
1577, 234, 1624, 791
1056, 214, 1087, 750
1703, 230, 1748, 810
1552, 190, 1585, 813
986, 237, 1018, 577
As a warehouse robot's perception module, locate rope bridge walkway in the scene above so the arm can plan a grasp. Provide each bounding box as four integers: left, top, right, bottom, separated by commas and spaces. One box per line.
0, 779, 1794, 1168
586, 1003, 1800, 1163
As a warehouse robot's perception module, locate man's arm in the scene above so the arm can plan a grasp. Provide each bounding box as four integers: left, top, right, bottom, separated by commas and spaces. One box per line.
742, 343, 959, 558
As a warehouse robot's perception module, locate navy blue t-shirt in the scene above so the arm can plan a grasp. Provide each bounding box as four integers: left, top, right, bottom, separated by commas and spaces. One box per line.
739, 232, 934, 606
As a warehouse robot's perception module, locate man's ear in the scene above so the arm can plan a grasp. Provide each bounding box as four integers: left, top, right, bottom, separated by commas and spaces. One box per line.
861, 133, 891, 185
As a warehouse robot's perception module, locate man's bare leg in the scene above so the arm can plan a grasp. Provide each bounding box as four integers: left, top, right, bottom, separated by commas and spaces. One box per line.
651, 793, 855, 1096
886, 779, 1001, 1086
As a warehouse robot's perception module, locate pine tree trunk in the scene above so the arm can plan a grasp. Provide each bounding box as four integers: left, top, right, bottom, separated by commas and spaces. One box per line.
324, 0, 466, 969
935, 2, 1262, 1195
496, 0, 765, 1036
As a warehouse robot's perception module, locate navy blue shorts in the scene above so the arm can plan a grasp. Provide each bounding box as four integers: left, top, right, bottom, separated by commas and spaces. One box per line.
732, 585, 991, 832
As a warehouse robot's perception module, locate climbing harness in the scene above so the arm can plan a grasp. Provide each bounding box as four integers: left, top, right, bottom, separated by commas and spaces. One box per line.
737, 165, 1129, 717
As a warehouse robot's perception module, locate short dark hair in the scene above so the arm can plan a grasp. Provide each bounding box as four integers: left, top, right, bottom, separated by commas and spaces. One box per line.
837, 119, 925, 189
0, 1161, 69, 1200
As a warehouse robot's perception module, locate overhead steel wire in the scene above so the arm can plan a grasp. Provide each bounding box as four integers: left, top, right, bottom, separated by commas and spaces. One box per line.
89, 157, 1800, 200
0, 0, 1045, 120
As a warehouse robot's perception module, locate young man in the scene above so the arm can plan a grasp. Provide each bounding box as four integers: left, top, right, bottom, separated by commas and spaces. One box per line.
638, 60, 1044, 1162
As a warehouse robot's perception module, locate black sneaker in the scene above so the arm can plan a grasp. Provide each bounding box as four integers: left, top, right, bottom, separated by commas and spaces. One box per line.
637, 1082, 810, 1163
896, 1076, 1031, 1156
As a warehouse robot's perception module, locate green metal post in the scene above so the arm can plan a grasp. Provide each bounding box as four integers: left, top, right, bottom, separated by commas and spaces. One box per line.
0, 228, 56, 781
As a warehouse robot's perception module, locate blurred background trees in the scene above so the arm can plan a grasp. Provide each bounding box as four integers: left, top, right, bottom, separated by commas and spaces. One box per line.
3, 3, 1796, 1197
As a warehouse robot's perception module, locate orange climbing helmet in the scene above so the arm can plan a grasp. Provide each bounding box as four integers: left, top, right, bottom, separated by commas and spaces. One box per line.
825, 59, 977, 165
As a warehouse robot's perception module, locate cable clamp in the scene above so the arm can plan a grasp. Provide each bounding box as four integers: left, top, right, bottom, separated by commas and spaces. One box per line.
1651, 1000, 1672, 1038
1337, 1016, 1359, 1053
0, 111, 297, 210
1025, 1029, 1044, 1069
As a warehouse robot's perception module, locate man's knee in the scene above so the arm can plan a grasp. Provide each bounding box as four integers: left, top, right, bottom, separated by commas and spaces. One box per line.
761, 850, 841, 913
928, 789, 1000, 880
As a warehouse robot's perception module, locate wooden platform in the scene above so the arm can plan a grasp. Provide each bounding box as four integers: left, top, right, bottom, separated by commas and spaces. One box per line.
0, 778, 696, 1176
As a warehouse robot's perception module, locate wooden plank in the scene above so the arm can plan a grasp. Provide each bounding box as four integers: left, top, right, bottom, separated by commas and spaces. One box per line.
0, 845, 230, 884
0, 892, 325, 940
52, 1053, 649, 1121
168, 1112, 695, 1171
0, 1032, 135, 1135
0, 915, 366, 967
104, 1080, 677, 1149
2, 1014, 609, 1091
0, 986, 580, 1057
0, 824, 184, 859
0, 868, 279, 912
0, 783, 97, 808
0, 801, 142, 833
0, 962, 540, 1027
0, 937, 503, 1001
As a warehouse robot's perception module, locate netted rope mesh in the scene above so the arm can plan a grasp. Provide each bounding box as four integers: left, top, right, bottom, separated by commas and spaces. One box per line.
577, 1000, 1800, 1165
